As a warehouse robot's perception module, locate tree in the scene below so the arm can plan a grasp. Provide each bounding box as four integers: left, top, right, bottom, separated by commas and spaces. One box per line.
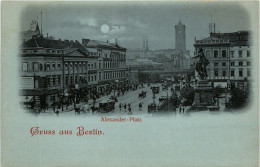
226, 88, 249, 110
180, 85, 195, 106
214, 85, 223, 99
170, 92, 180, 107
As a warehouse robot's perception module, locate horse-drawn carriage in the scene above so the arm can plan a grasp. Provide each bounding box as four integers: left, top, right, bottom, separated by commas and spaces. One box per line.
138, 91, 147, 99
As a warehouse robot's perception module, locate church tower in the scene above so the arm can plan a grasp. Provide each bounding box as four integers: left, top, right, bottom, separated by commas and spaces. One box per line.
175, 20, 186, 51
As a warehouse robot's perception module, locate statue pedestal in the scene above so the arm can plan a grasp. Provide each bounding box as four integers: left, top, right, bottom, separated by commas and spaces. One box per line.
192, 80, 214, 111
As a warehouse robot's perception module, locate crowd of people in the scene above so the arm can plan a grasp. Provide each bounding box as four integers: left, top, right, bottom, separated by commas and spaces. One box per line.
30, 82, 144, 116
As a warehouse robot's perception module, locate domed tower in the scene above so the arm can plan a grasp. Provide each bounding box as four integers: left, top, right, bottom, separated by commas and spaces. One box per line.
175, 20, 186, 51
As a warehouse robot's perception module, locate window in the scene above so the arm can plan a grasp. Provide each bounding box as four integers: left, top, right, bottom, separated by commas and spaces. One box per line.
66, 76, 68, 85
247, 51, 250, 57
57, 63, 61, 70
46, 63, 50, 70
222, 62, 226, 66
53, 77, 56, 85
247, 69, 251, 76
239, 51, 242, 57
94, 63, 97, 68
214, 50, 218, 57
22, 62, 28, 71
206, 50, 210, 57
58, 76, 61, 85
99, 72, 101, 80
239, 62, 243, 66
239, 70, 243, 77
88, 76, 90, 82
91, 64, 94, 68
247, 61, 251, 66
222, 50, 226, 57
214, 63, 218, 67
33, 62, 39, 71
222, 71, 226, 77
231, 70, 234, 77
94, 74, 97, 81
230, 62, 235, 66
214, 71, 218, 77
39, 64, 43, 71
230, 51, 234, 58
52, 63, 56, 70
47, 78, 51, 87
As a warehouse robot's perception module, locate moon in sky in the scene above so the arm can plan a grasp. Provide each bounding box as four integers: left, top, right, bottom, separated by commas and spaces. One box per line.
101, 24, 110, 33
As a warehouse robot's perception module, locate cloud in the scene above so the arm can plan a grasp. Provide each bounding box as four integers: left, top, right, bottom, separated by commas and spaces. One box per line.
79, 18, 98, 27
109, 25, 126, 34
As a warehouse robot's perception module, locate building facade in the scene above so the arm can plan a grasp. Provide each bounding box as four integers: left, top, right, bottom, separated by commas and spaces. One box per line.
82, 39, 128, 95
20, 37, 91, 107
194, 31, 251, 90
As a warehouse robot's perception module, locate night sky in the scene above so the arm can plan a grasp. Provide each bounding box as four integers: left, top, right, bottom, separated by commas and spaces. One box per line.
20, 1, 255, 53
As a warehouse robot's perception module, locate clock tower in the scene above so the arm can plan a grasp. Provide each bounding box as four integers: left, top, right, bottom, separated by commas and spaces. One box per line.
175, 20, 186, 51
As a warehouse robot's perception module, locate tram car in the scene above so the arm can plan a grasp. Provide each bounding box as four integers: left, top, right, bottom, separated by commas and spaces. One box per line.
98, 99, 115, 113
148, 102, 157, 114
157, 96, 176, 112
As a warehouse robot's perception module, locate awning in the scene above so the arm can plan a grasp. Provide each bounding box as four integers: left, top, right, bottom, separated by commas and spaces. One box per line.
20, 96, 33, 103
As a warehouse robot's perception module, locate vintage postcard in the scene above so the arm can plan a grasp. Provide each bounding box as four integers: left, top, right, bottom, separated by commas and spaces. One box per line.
1, 1, 259, 167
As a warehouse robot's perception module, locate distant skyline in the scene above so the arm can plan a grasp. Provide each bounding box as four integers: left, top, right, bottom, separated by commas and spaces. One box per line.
21, 2, 255, 53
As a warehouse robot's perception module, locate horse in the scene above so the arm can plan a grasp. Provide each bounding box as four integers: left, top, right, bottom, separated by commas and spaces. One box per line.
138, 91, 147, 99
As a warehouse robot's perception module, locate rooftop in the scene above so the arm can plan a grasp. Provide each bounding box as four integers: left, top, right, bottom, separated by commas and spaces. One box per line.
21, 37, 88, 53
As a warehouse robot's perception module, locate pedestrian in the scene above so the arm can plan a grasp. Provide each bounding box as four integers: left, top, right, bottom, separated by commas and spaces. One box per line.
139, 103, 142, 111
52, 102, 56, 113
124, 103, 127, 112
119, 103, 122, 111
92, 105, 95, 114
56, 110, 59, 116
183, 106, 185, 113
128, 103, 131, 108
179, 106, 181, 113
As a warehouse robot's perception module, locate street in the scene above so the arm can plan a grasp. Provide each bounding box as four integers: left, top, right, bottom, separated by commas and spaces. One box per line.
35, 83, 184, 117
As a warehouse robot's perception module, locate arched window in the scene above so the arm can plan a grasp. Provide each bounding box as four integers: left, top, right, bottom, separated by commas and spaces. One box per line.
214, 50, 218, 57
206, 50, 210, 57
222, 50, 226, 57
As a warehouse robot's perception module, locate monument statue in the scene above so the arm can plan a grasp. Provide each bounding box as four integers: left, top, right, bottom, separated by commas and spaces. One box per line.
193, 47, 209, 80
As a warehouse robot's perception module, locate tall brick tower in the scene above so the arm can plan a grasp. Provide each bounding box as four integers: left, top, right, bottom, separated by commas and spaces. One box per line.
175, 20, 186, 51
